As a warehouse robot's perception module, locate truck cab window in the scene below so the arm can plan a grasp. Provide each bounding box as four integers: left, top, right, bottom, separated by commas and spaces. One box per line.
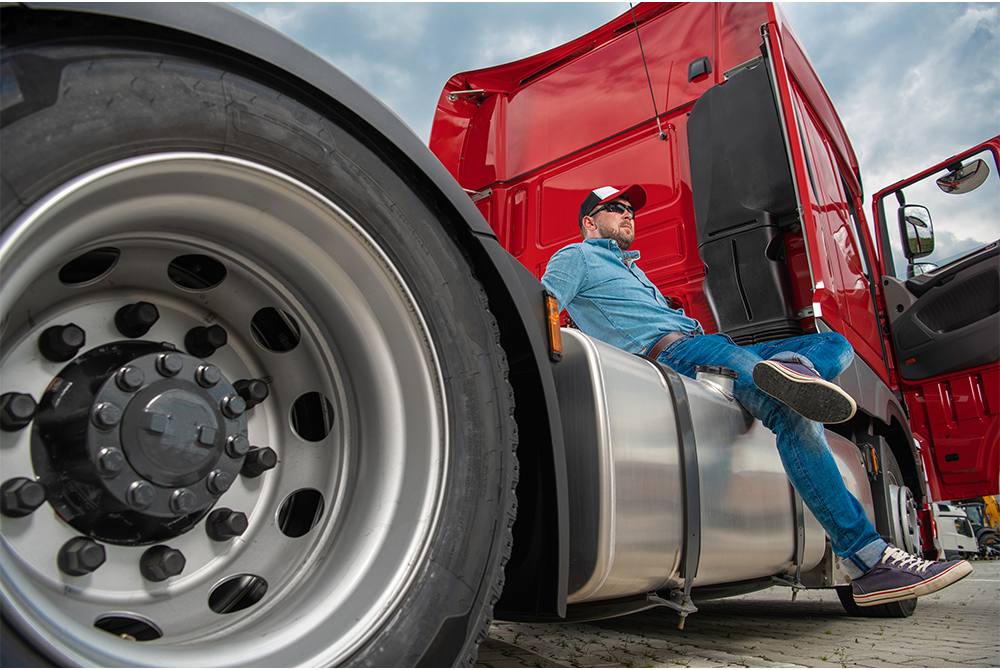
880, 148, 999, 280
840, 175, 871, 278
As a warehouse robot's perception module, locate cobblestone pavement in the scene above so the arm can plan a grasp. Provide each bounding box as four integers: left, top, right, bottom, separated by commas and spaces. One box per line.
477, 559, 1000, 667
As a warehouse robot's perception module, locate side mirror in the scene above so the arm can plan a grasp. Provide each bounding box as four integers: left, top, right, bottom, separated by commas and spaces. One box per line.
898, 204, 935, 259
936, 158, 990, 195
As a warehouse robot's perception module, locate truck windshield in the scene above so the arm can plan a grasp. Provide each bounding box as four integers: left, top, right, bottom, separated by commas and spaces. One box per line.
965, 504, 986, 525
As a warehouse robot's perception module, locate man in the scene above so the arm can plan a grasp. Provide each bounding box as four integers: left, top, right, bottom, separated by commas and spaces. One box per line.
542, 184, 972, 606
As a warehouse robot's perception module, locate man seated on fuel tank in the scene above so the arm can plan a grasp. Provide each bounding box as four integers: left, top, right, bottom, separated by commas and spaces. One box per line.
541, 184, 972, 607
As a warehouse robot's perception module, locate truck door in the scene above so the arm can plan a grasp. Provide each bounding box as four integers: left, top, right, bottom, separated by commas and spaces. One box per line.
872, 139, 1000, 502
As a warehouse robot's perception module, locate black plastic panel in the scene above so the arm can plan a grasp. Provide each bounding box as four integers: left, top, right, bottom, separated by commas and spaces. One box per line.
688, 62, 802, 344
688, 63, 797, 240
700, 226, 802, 344
892, 252, 1000, 380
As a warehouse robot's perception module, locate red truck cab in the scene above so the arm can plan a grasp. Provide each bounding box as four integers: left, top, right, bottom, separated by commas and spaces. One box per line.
430, 2, 999, 548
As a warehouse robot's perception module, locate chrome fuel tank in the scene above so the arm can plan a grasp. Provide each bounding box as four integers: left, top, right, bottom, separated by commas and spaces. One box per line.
554, 330, 874, 604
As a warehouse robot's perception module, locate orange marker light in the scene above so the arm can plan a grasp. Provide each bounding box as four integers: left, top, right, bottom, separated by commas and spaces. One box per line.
544, 292, 563, 362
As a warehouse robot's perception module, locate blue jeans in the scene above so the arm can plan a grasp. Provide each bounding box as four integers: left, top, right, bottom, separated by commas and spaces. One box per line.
656, 331, 886, 575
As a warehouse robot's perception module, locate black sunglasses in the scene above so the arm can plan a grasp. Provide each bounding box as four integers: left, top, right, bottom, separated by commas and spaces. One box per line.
591, 201, 634, 217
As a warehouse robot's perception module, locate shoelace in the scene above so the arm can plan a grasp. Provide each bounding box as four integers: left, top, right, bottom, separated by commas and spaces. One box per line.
882, 546, 933, 573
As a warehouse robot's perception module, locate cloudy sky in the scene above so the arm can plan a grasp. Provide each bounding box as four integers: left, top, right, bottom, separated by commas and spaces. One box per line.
236, 2, 998, 272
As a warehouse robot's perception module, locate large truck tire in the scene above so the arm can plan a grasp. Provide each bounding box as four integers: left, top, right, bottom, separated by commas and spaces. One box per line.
977, 530, 1000, 559
836, 448, 917, 618
1, 37, 517, 666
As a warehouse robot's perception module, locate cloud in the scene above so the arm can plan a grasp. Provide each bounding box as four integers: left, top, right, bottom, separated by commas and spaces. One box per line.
250, 4, 309, 33
236, 3, 624, 140
474, 25, 575, 69
324, 52, 419, 127
784, 3, 998, 191
236, 0, 999, 261
345, 3, 432, 47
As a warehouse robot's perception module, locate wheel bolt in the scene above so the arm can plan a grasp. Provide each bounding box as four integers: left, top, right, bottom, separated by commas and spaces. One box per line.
241, 447, 278, 478
38, 323, 85, 362
92, 402, 122, 429
115, 301, 160, 338
207, 469, 234, 495
126, 481, 155, 510
234, 379, 269, 410
221, 394, 246, 419
156, 353, 184, 377
58, 537, 106, 576
226, 435, 250, 458
97, 447, 125, 477
169, 488, 197, 514
196, 364, 222, 388
185, 325, 228, 358
1, 393, 37, 431
115, 365, 145, 392
206, 508, 249, 541
1, 477, 46, 517
139, 545, 185, 582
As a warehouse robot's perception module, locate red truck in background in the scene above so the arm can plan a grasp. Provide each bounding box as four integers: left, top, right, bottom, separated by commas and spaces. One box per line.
431, 1, 999, 560
1, 2, 997, 667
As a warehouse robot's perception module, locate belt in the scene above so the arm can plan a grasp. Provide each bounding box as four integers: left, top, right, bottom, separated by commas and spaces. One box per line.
644, 331, 687, 362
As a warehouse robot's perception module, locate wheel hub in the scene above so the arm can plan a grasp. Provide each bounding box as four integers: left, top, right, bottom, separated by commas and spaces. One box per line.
31, 341, 247, 545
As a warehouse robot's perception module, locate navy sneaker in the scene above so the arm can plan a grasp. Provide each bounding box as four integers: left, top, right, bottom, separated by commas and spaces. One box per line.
752, 359, 857, 423
850, 545, 973, 606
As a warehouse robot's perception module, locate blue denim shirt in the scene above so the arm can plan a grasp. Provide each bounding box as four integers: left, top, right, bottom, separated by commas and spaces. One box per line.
541, 238, 703, 354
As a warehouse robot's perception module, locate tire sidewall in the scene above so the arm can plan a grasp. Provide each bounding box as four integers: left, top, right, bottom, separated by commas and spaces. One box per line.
2, 40, 515, 666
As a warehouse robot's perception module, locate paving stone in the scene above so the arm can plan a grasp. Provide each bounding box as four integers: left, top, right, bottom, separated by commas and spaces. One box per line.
477, 559, 1000, 667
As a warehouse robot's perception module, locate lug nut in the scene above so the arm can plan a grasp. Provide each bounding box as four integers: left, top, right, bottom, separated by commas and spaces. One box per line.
206, 508, 249, 541
226, 435, 250, 458
58, 537, 106, 576
92, 402, 122, 430
1, 393, 37, 431
169, 488, 197, 514
185, 325, 228, 358
196, 364, 222, 388
207, 469, 234, 495
156, 352, 184, 377
1, 477, 46, 517
115, 301, 160, 338
97, 447, 125, 477
139, 545, 185, 582
241, 447, 278, 478
126, 480, 155, 510
115, 366, 145, 392
38, 323, 85, 362
221, 395, 246, 419
234, 379, 269, 410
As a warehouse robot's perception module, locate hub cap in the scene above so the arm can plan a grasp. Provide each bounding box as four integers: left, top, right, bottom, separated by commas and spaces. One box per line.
32, 343, 246, 545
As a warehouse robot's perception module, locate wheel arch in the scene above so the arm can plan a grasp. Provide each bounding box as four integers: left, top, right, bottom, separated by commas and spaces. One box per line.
876, 403, 926, 504
5, 1, 569, 621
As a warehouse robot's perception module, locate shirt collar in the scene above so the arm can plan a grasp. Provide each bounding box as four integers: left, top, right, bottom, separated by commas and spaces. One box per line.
584, 237, 641, 265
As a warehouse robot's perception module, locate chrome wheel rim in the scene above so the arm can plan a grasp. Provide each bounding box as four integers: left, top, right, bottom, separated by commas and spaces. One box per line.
0, 153, 446, 666
887, 478, 921, 557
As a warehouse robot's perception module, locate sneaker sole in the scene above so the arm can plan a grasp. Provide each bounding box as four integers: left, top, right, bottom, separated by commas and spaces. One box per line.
853, 560, 973, 606
752, 361, 857, 424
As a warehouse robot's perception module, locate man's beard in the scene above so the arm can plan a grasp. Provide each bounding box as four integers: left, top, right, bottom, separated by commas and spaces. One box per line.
597, 221, 634, 250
